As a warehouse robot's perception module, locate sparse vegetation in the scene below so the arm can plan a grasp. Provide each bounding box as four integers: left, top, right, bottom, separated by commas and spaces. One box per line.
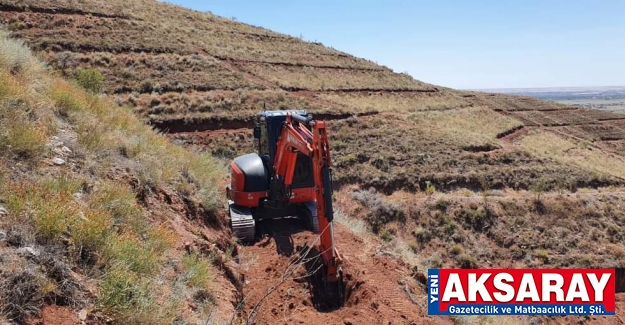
242, 63, 431, 91
380, 229, 394, 242
521, 130, 625, 179
320, 90, 470, 113
0, 30, 222, 324
456, 253, 478, 269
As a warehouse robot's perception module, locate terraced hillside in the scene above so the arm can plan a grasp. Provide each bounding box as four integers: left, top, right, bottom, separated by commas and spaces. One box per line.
5, 0, 625, 191
2, 1, 625, 324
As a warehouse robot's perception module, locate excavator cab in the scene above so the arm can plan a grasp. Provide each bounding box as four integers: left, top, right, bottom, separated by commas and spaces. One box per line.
254, 111, 314, 191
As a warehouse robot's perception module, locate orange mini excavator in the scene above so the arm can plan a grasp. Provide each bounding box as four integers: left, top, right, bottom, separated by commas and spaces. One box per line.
226, 110, 344, 305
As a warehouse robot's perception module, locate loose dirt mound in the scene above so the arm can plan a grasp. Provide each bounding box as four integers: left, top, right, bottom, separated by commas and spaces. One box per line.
236, 218, 451, 325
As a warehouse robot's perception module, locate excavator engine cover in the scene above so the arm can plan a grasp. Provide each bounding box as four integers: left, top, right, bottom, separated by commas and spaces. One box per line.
229, 153, 270, 208
232, 153, 270, 192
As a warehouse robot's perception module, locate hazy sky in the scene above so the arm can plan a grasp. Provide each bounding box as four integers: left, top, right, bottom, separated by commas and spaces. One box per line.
165, 0, 625, 89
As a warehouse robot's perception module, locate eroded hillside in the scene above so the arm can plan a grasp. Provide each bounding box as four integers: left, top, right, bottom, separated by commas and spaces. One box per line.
1, 0, 625, 324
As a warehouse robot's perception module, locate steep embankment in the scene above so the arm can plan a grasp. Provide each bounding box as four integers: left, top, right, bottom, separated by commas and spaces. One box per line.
0, 32, 243, 324
1, 1, 625, 324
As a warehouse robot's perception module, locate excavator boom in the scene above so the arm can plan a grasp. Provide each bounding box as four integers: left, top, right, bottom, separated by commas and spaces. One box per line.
273, 114, 342, 284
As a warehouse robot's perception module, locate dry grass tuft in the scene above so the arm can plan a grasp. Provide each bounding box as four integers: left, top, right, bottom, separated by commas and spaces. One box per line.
0, 270, 44, 323
97, 264, 178, 325
0, 30, 38, 74
181, 253, 214, 291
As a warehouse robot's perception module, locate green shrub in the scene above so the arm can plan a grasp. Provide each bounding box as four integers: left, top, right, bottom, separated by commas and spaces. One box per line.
456, 253, 477, 269
76, 69, 104, 94
380, 229, 394, 242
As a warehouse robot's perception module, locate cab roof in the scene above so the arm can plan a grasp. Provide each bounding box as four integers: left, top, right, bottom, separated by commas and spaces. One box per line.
257, 110, 307, 119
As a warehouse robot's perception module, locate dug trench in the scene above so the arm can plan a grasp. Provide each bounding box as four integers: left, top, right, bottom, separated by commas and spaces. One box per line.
231, 216, 447, 325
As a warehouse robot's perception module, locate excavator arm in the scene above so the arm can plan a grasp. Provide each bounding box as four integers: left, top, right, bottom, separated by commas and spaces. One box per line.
273, 113, 343, 289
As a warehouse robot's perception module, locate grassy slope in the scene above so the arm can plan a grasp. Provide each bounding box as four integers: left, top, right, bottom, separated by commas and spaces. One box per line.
0, 32, 232, 324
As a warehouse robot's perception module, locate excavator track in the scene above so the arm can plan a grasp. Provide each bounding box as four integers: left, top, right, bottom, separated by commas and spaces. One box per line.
228, 201, 256, 242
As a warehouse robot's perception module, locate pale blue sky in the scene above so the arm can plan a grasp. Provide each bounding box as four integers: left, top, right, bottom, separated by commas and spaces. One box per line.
165, 1, 625, 89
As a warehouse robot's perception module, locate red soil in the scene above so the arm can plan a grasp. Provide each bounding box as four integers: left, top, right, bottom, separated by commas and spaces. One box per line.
236, 218, 452, 325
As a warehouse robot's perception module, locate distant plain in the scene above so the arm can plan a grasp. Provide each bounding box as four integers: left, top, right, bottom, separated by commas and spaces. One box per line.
487, 86, 625, 113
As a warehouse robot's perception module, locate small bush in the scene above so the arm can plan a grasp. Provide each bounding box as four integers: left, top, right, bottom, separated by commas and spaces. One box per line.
428, 256, 443, 268
534, 249, 549, 262
532, 198, 547, 215
413, 226, 432, 243
380, 229, 394, 242
0, 123, 47, 159
425, 181, 436, 196
0, 270, 43, 322
407, 241, 418, 253
351, 188, 405, 233
76, 69, 103, 94
0, 33, 34, 73
450, 244, 464, 256
181, 253, 213, 291
456, 253, 477, 269
457, 205, 496, 232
